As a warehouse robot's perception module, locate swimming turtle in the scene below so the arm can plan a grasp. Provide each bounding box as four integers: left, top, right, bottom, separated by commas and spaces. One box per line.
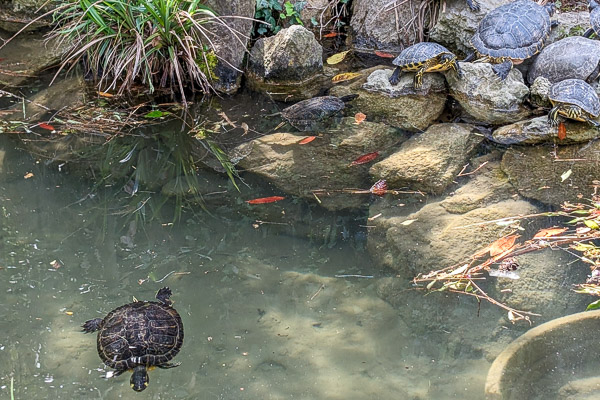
547, 79, 600, 127
82, 287, 184, 392
584, 0, 600, 38
389, 42, 461, 88
281, 94, 358, 131
527, 36, 600, 84
470, 0, 556, 80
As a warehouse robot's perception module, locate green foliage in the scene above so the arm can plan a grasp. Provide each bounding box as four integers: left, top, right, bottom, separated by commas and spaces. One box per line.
255, 0, 306, 36
49, 0, 238, 104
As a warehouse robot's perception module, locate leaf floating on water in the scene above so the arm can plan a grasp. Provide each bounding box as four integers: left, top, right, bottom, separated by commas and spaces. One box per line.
489, 234, 519, 256
354, 112, 366, 124
38, 122, 55, 131
350, 151, 379, 166
558, 121, 566, 140
369, 179, 387, 196
327, 50, 350, 65
323, 32, 339, 37
533, 227, 568, 239
98, 91, 114, 97
561, 169, 572, 182
332, 72, 362, 83
246, 196, 286, 204
144, 110, 165, 118
298, 136, 316, 144
374, 50, 396, 58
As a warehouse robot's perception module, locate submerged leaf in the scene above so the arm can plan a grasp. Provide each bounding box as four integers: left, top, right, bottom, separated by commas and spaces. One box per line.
298, 136, 316, 144
350, 151, 379, 166
332, 72, 362, 83
533, 227, 568, 239
246, 196, 285, 204
374, 51, 395, 58
489, 235, 519, 256
327, 50, 350, 65
561, 169, 572, 182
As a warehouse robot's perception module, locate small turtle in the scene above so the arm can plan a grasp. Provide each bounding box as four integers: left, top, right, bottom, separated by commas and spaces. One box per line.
470, 0, 556, 80
584, 0, 600, 38
281, 94, 358, 131
388, 42, 461, 88
527, 36, 600, 84
547, 79, 600, 127
82, 287, 184, 392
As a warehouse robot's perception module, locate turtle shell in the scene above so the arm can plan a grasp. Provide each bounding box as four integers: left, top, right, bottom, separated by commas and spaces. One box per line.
548, 79, 600, 118
97, 300, 183, 370
527, 36, 600, 84
391, 42, 454, 68
472, 0, 552, 60
281, 96, 346, 131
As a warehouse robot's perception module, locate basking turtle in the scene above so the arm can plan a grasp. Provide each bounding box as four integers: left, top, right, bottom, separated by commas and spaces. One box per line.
281, 94, 358, 131
470, 0, 556, 80
388, 42, 462, 88
547, 79, 600, 127
527, 36, 600, 84
82, 287, 184, 392
584, 0, 600, 38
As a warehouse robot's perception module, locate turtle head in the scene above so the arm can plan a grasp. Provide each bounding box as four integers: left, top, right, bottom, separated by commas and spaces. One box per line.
130, 366, 149, 392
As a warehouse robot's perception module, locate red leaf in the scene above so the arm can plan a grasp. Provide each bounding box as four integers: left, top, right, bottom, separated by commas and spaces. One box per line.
354, 112, 366, 124
323, 32, 339, 38
298, 136, 316, 144
369, 180, 387, 196
350, 151, 379, 166
374, 51, 395, 58
558, 122, 566, 140
38, 123, 55, 131
246, 196, 285, 205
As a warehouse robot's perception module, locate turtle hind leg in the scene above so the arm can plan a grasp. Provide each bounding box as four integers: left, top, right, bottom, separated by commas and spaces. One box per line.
548, 105, 561, 127
587, 61, 600, 83
82, 318, 103, 333
156, 287, 173, 305
389, 67, 403, 85
157, 362, 181, 369
491, 60, 513, 80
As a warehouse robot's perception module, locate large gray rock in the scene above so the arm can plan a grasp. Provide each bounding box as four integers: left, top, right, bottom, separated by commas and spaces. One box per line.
527, 36, 600, 85
447, 62, 531, 125
501, 143, 600, 207
206, 0, 256, 94
492, 116, 600, 145
350, 68, 447, 132
234, 118, 408, 210
369, 123, 484, 194
246, 25, 324, 101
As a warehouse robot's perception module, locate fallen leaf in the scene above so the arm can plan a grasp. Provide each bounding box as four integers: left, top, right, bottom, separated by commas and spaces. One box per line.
98, 91, 114, 97
354, 112, 366, 124
489, 235, 519, 256
350, 151, 379, 166
332, 72, 362, 83
533, 227, 568, 239
38, 123, 55, 131
558, 121, 566, 140
584, 219, 600, 230
369, 179, 387, 196
24, 172, 34, 179
323, 32, 339, 38
374, 50, 396, 58
400, 219, 417, 226
561, 169, 572, 182
65, 311, 73, 316
298, 136, 316, 144
327, 50, 350, 65
246, 196, 285, 205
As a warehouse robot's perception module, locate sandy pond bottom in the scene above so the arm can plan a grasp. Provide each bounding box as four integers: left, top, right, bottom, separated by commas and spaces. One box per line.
0, 137, 490, 400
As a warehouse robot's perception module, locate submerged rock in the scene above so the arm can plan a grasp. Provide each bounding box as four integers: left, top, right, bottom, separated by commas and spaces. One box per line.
492, 116, 600, 145
370, 123, 484, 195
246, 25, 324, 101
446, 62, 531, 125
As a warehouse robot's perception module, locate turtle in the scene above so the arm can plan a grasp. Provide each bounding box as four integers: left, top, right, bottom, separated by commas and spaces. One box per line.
388, 42, 462, 88
547, 79, 600, 127
281, 94, 358, 131
82, 287, 184, 392
527, 36, 600, 85
584, 0, 600, 38
470, 0, 556, 80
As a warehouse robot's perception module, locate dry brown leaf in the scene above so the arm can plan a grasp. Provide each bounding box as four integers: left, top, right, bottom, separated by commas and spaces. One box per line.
533, 227, 568, 239
489, 235, 519, 256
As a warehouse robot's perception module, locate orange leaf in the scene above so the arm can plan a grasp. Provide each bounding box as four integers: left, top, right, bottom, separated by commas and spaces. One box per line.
298, 136, 316, 144
38, 122, 55, 131
374, 51, 395, 58
350, 151, 379, 166
246, 196, 285, 205
533, 227, 568, 239
489, 235, 519, 256
331, 72, 362, 83
24, 172, 34, 179
369, 179, 387, 196
323, 32, 339, 38
98, 91, 114, 98
354, 112, 366, 124
558, 122, 566, 140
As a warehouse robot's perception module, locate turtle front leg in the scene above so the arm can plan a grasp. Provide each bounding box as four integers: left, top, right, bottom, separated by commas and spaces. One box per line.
413, 66, 426, 88
82, 318, 103, 333
548, 105, 561, 127
389, 67, 403, 85
491, 59, 513, 80
157, 362, 181, 369
452, 60, 463, 79
585, 116, 600, 127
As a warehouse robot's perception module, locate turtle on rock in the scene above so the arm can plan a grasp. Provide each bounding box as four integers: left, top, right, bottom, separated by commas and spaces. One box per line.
469, 0, 556, 80
281, 94, 358, 131
388, 42, 462, 88
82, 287, 184, 392
547, 79, 600, 127
584, 0, 600, 38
